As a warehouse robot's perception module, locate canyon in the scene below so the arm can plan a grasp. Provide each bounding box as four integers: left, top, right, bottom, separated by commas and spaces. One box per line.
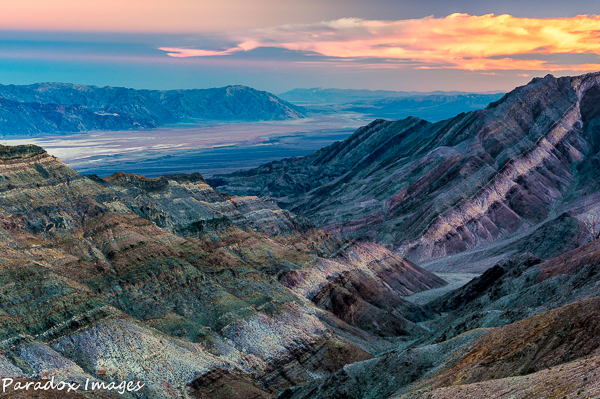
4, 72, 600, 398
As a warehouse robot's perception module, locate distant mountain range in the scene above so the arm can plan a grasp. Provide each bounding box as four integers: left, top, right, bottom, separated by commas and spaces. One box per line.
279, 87, 504, 122
0, 83, 505, 137
0, 83, 305, 136
343, 93, 505, 121
279, 88, 504, 103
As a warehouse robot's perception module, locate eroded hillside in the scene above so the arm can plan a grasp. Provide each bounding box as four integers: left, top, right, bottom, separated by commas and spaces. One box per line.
0, 144, 444, 398
279, 241, 600, 399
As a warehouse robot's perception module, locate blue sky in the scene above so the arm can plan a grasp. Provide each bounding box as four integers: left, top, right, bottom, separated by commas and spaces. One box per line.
1, 0, 600, 93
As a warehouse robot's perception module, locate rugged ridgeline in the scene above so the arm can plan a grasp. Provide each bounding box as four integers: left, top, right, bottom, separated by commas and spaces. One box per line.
0, 144, 444, 398
209, 72, 600, 268
0, 83, 305, 136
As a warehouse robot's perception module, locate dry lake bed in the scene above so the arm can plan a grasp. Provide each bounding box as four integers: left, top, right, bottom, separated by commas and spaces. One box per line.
1, 113, 369, 177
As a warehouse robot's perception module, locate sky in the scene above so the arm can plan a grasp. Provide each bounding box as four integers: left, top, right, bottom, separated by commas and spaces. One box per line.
1, 0, 600, 93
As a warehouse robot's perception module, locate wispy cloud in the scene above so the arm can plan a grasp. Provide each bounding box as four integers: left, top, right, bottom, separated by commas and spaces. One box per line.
159, 47, 244, 58
158, 13, 600, 71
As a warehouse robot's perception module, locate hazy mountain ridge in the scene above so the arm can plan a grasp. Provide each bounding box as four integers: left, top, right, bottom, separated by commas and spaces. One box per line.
279, 88, 504, 122
343, 93, 505, 121
0, 83, 305, 136
278, 88, 503, 103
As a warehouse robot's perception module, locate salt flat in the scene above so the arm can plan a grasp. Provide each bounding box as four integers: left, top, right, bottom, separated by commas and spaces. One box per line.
0, 113, 369, 177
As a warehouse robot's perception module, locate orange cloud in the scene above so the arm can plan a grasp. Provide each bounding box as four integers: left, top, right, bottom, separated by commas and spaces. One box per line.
159, 13, 600, 71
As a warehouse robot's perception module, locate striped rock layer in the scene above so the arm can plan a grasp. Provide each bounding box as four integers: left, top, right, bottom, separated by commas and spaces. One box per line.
0, 145, 444, 398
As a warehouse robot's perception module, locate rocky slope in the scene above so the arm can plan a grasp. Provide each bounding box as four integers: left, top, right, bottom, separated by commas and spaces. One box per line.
279, 242, 600, 399
0, 144, 444, 398
378, 296, 600, 399
418, 235, 600, 345
0, 83, 305, 136
210, 72, 600, 266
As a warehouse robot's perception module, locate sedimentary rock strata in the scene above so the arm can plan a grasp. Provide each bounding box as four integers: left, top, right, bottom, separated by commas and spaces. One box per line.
0, 144, 442, 398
